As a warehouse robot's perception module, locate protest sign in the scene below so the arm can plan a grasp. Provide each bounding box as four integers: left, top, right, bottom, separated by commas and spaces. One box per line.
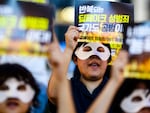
0, 1, 55, 56
123, 21, 150, 79
75, 0, 134, 64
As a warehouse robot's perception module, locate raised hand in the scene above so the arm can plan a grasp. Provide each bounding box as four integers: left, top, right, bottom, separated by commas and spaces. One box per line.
111, 50, 129, 85
65, 25, 79, 51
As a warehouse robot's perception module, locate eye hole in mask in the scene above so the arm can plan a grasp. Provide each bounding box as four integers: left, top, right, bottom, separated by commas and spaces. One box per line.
83, 46, 105, 52
132, 96, 143, 102
0, 83, 27, 91
97, 47, 105, 52
17, 84, 26, 91
83, 46, 92, 52
0, 85, 9, 91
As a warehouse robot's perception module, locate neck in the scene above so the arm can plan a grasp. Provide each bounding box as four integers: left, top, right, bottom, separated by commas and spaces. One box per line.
80, 76, 103, 94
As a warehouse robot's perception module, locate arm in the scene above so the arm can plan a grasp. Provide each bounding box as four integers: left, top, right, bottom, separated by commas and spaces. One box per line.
47, 43, 76, 113
86, 50, 128, 113
47, 33, 63, 104
57, 61, 76, 113
47, 26, 79, 104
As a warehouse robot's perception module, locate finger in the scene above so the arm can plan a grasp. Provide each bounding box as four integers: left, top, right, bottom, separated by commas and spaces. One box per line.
47, 41, 60, 60
52, 32, 59, 44
113, 50, 128, 65
65, 28, 79, 41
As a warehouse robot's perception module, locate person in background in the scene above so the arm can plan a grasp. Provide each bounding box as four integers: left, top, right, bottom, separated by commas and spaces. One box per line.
112, 79, 150, 113
86, 50, 150, 113
0, 63, 40, 113
47, 25, 111, 113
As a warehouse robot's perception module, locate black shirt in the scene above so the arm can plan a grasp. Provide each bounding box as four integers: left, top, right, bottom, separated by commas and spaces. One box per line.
48, 76, 108, 113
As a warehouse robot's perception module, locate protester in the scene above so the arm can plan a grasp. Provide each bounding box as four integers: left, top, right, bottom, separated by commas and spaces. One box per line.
48, 36, 150, 113
0, 63, 40, 113
86, 50, 150, 113
47, 25, 111, 113
112, 79, 150, 113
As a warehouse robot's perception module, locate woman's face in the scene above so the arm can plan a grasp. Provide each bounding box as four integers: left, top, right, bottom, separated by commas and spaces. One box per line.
120, 83, 150, 113
0, 78, 35, 113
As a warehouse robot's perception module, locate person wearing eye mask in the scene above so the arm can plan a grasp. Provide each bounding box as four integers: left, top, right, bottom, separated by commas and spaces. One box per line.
85, 50, 150, 113
110, 79, 150, 113
0, 63, 40, 113
47, 25, 112, 113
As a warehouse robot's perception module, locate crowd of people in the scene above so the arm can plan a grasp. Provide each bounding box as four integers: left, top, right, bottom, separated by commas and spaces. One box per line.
47, 24, 150, 113
0, 1, 149, 113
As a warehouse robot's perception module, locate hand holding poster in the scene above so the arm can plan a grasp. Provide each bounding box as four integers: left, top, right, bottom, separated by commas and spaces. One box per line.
75, 0, 134, 64
0, 1, 55, 56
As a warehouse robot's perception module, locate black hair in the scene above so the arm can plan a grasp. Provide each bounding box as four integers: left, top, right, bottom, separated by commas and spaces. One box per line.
0, 63, 40, 112
110, 78, 150, 113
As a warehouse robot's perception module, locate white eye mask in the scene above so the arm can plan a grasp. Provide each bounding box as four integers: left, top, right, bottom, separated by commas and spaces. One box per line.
75, 43, 110, 60
120, 89, 150, 113
0, 78, 35, 103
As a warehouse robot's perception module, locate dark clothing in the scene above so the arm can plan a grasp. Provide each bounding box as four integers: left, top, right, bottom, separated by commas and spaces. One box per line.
71, 76, 108, 113
48, 76, 108, 113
